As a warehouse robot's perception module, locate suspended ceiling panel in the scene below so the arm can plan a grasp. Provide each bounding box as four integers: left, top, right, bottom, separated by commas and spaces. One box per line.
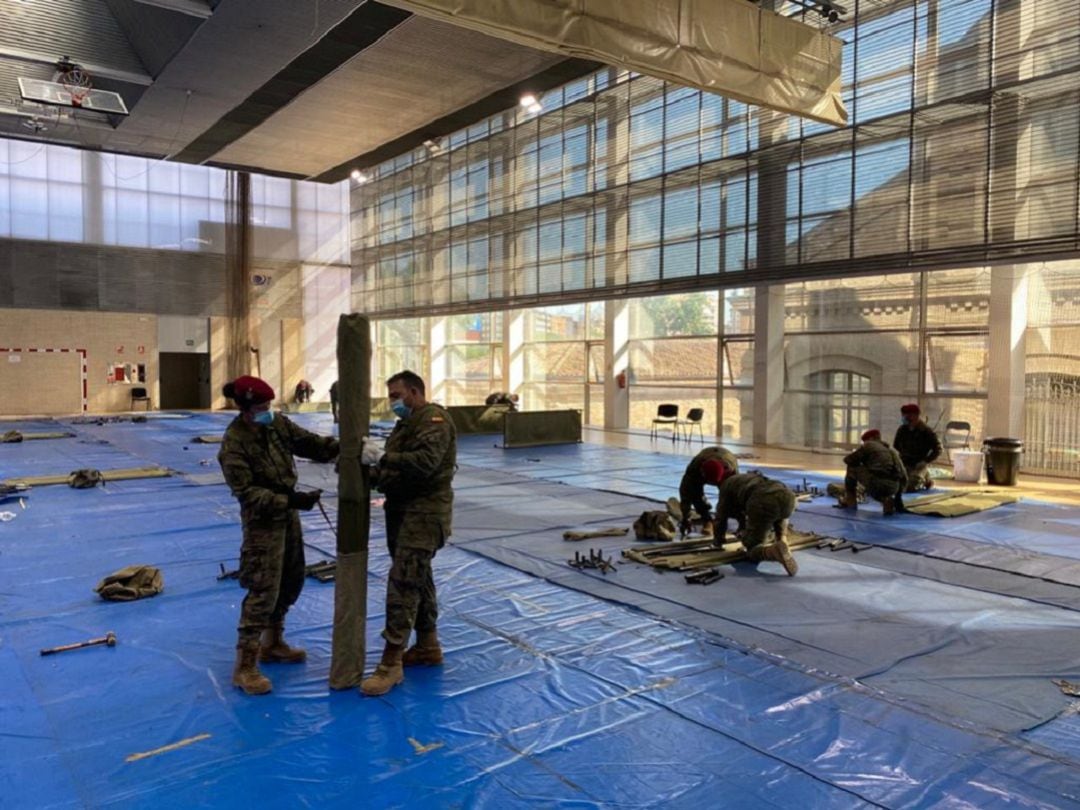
214, 15, 566, 179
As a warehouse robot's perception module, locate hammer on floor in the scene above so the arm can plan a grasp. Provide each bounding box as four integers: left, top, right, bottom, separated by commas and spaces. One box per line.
40, 631, 117, 656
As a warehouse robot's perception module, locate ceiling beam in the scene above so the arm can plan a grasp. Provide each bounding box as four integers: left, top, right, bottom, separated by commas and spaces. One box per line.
171, 1, 412, 166
0, 44, 153, 86
131, 0, 213, 18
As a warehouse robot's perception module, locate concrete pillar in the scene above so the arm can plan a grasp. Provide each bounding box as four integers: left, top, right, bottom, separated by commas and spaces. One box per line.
604, 298, 630, 429
82, 151, 104, 245
985, 264, 1031, 439
429, 316, 448, 403
752, 284, 785, 445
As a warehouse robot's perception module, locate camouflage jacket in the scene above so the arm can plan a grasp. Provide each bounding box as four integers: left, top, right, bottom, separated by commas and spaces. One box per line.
714, 471, 788, 530
218, 413, 339, 521
377, 402, 457, 517
845, 439, 907, 484
679, 446, 739, 520
892, 420, 942, 467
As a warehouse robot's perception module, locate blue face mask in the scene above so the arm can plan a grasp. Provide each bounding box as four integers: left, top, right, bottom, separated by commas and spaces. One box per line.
253, 410, 274, 426
391, 400, 411, 419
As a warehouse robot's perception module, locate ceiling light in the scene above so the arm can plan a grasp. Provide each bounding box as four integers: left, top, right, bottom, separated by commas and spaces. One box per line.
350, 169, 370, 184
422, 138, 443, 154
527, 102, 542, 114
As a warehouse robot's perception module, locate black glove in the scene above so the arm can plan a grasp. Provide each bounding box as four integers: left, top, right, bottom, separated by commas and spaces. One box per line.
288, 490, 321, 511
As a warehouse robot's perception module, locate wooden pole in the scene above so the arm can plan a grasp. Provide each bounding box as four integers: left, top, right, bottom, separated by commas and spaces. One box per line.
329, 314, 371, 689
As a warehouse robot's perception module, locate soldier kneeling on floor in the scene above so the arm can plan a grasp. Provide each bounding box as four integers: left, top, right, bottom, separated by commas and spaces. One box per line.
712, 471, 798, 577
839, 429, 908, 516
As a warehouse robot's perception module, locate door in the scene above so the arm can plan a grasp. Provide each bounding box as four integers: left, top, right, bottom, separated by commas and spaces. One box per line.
159, 352, 210, 410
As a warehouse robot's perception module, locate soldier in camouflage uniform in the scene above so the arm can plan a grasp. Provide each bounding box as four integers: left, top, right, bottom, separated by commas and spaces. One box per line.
678, 446, 740, 536
840, 429, 908, 515
713, 471, 799, 576
360, 370, 457, 697
893, 403, 942, 492
218, 375, 339, 696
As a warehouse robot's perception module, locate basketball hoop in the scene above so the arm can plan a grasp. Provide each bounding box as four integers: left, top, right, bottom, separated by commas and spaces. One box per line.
54, 57, 92, 108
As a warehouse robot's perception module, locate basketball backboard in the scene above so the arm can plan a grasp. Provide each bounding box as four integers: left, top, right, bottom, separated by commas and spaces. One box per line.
18, 77, 129, 116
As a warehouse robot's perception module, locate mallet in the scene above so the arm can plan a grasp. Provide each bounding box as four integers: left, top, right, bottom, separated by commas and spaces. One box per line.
40, 631, 117, 656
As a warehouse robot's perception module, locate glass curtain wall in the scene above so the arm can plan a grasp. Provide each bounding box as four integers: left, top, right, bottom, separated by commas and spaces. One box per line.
351, 0, 1080, 317
445, 312, 502, 405
1025, 261, 1080, 475
0, 136, 350, 263
374, 318, 428, 397
783, 269, 990, 449
522, 304, 588, 413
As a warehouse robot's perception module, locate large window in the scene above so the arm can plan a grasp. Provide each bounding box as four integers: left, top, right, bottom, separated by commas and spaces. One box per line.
351, 2, 1080, 318
0, 136, 348, 264
1025, 261, 1080, 475
444, 312, 502, 405
808, 370, 871, 448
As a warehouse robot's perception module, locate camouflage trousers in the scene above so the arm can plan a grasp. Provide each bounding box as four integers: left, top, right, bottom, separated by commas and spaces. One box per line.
903, 462, 931, 492
743, 484, 797, 549
382, 511, 442, 647
846, 467, 902, 503
237, 510, 305, 645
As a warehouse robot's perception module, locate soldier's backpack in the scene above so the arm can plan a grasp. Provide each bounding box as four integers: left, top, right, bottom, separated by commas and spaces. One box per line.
633, 510, 677, 542
69, 469, 105, 488
94, 565, 164, 601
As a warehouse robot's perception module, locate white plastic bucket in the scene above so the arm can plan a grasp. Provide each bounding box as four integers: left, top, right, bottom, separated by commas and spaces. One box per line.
953, 450, 983, 483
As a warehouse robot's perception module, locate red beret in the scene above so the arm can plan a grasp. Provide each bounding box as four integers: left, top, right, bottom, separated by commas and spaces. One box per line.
900, 403, 921, 416
861, 429, 881, 441
231, 375, 274, 406
702, 459, 727, 485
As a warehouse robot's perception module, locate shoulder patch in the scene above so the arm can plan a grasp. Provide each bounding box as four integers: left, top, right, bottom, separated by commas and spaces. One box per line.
430, 416, 444, 423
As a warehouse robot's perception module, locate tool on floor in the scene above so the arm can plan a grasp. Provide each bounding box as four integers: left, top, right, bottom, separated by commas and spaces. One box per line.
684, 568, 724, 585
563, 526, 629, 541
568, 548, 617, 575
306, 560, 337, 582
40, 631, 117, 656
217, 563, 240, 581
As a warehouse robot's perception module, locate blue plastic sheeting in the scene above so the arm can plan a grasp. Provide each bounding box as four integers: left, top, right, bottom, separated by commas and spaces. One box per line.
4, 467, 1080, 809
4, 419, 1080, 807
461, 438, 1080, 585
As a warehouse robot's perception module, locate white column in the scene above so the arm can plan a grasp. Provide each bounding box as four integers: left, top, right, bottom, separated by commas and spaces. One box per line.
752, 283, 785, 445
985, 263, 1031, 439
82, 152, 104, 245
429, 316, 449, 404
604, 299, 630, 429
505, 308, 525, 397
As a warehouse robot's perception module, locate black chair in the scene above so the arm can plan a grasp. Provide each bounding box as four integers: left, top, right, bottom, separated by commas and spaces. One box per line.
942, 420, 972, 461
677, 407, 705, 443
650, 403, 679, 440
131, 386, 151, 411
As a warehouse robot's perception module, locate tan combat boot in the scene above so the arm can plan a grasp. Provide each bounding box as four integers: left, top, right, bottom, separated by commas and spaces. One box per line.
259, 622, 307, 663
360, 644, 405, 697
748, 542, 799, 577
402, 630, 444, 667
700, 520, 716, 538
232, 642, 272, 695
837, 488, 858, 510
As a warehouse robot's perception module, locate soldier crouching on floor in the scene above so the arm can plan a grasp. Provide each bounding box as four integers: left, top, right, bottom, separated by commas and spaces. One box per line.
893, 403, 942, 492
677, 446, 739, 537
712, 471, 799, 577
839, 429, 908, 516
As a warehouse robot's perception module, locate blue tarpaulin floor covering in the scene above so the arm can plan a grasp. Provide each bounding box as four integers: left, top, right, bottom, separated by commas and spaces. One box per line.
3, 414, 1080, 808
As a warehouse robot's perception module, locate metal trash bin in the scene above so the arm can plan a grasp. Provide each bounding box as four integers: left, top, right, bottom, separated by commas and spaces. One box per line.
983, 437, 1023, 486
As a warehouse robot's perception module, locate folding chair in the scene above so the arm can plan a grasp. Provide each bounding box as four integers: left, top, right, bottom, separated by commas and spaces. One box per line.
650, 403, 679, 441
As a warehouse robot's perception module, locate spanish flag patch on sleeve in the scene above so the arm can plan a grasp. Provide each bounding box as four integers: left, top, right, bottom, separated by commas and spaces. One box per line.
430, 416, 444, 423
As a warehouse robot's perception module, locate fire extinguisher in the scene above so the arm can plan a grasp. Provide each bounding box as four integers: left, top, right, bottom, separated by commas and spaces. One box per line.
616, 370, 627, 389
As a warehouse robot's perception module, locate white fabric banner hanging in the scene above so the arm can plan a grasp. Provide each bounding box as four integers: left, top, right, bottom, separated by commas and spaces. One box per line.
380, 0, 847, 126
